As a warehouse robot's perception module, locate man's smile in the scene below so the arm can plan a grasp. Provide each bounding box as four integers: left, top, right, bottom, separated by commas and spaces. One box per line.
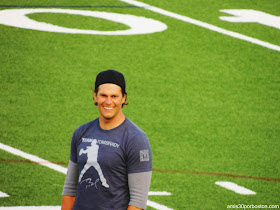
104, 107, 114, 110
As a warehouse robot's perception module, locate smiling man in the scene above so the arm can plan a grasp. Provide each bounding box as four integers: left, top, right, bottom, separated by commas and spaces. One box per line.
62, 70, 152, 210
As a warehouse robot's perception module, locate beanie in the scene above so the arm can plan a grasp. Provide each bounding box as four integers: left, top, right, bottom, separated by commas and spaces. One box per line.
95, 70, 126, 94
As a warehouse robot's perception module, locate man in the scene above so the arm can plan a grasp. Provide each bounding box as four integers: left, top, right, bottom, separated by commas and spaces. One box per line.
62, 70, 152, 210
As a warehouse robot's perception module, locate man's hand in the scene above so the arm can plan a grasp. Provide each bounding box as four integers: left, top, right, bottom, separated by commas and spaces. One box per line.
127, 205, 143, 210
61, 195, 75, 210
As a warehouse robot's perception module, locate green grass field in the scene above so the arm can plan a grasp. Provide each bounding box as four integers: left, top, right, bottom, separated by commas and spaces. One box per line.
1, 0, 279, 209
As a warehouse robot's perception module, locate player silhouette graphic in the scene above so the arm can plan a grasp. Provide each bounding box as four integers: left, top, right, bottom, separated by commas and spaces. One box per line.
78, 139, 109, 188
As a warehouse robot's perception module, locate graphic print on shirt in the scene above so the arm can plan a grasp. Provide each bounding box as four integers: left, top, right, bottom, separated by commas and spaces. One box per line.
79, 139, 109, 188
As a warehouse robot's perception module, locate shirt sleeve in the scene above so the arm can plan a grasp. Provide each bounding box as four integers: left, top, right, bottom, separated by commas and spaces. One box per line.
70, 127, 80, 163
126, 132, 152, 174
62, 160, 79, 196
128, 171, 152, 209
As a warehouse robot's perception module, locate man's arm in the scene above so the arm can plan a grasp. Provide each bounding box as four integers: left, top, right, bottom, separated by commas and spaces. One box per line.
61, 160, 79, 210
61, 195, 75, 210
128, 171, 152, 209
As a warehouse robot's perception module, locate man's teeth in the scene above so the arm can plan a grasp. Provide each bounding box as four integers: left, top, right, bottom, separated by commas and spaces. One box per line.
104, 107, 113, 110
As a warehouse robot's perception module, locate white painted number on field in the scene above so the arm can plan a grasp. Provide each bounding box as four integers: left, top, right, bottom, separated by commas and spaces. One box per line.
215, 181, 256, 195
220, 9, 280, 30
0, 9, 167, 35
120, 0, 280, 51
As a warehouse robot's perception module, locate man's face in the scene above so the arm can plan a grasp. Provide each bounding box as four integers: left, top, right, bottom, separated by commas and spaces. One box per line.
94, 83, 126, 122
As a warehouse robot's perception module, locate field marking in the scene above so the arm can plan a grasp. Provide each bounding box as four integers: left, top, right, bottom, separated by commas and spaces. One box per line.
119, 0, 280, 52
0, 191, 9, 198
0, 142, 173, 210
0, 8, 167, 35
153, 168, 280, 182
0, 207, 60, 210
215, 181, 256, 195
147, 200, 173, 210
149, 191, 171, 196
1, 158, 279, 182
219, 9, 280, 30
0, 5, 142, 8
0, 142, 67, 174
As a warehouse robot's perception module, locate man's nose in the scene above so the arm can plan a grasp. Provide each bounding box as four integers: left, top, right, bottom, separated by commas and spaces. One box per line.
105, 97, 112, 104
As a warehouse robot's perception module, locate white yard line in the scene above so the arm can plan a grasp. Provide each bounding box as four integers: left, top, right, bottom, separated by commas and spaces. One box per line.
0, 207, 60, 210
119, 0, 280, 52
147, 200, 174, 210
149, 191, 172, 196
215, 181, 256, 195
0, 142, 67, 174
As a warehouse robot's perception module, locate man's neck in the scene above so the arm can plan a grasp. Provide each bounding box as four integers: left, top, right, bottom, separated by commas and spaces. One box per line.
99, 113, 126, 130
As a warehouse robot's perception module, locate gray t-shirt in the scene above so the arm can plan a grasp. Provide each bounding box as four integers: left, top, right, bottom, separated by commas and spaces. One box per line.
70, 118, 152, 210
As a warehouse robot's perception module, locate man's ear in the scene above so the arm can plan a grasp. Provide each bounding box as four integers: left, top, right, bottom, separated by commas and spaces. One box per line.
122, 93, 127, 103
93, 92, 97, 103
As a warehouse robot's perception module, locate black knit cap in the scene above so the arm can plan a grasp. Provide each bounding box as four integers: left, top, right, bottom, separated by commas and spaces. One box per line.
95, 70, 126, 94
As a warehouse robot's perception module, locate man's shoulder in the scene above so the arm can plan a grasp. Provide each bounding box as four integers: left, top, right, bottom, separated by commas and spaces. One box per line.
124, 118, 148, 139
73, 118, 98, 136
